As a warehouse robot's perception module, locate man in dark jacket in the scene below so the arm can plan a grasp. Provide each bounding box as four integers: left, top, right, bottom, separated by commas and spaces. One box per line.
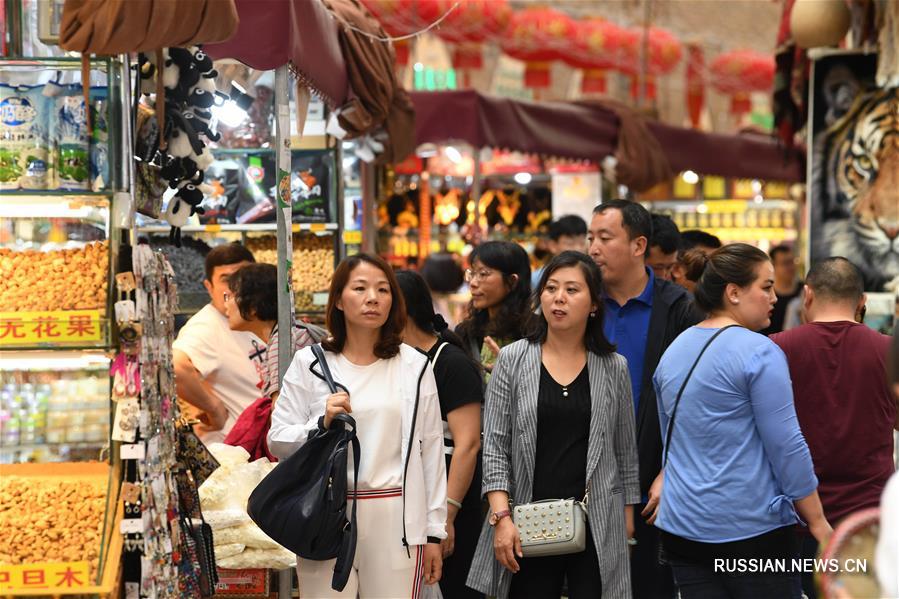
589, 200, 702, 599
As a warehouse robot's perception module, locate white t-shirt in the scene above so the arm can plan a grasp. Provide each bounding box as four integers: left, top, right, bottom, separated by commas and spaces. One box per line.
877, 471, 899, 598
172, 304, 266, 444
333, 355, 403, 490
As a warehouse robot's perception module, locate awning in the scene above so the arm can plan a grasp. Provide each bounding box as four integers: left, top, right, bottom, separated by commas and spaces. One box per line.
204, 0, 349, 108
410, 89, 806, 184
411, 90, 619, 162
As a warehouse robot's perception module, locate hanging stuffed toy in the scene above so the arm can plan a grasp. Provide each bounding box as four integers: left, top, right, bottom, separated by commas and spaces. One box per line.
139, 45, 225, 245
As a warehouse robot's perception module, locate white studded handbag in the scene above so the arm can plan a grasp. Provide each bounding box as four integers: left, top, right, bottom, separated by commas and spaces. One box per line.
513, 497, 588, 557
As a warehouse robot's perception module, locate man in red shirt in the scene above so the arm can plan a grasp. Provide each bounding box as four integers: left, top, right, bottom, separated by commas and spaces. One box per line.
771, 257, 897, 599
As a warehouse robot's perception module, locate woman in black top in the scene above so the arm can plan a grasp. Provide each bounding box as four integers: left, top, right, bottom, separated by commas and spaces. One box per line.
467, 251, 640, 599
397, 270, 485, 599
456, 241, 536, 371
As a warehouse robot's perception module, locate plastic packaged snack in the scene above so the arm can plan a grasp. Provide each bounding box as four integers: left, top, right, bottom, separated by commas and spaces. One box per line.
55, 88, 91, 191
0, 84, 52, 190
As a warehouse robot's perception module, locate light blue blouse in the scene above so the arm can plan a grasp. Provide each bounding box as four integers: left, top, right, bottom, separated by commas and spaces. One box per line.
652, 326, 818, 542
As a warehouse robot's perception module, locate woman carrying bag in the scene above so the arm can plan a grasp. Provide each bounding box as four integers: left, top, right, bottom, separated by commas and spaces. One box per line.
467, 251, 640, 599
268, 253, 447, 598
648, 243, 831, 598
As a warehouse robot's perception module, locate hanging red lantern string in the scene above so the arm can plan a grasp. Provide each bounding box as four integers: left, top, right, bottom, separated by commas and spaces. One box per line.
420, 0, 511, 87
685, 43, 705, 128
709, 49, 775, 116
619, 26, 683, 101
359, 0, 427, 67
500, 7, 576, 91
561, 18, 625, 95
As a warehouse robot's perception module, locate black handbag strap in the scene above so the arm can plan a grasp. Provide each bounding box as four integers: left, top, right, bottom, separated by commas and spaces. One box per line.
311, 344, 349, 394
663, 325, 739, 468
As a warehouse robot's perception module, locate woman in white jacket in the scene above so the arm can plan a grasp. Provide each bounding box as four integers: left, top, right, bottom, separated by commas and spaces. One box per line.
269, 253, 447, 598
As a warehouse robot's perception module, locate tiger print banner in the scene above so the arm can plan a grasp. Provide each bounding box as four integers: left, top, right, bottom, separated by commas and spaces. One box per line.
808, 52, 899, 293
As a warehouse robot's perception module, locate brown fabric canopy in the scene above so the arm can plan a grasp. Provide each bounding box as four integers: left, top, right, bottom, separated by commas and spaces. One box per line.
205, 0, 350, 108
410, 90, 619, 162
410, 90, 806, 184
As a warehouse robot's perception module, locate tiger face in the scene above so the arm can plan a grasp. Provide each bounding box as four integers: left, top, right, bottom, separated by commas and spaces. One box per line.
828, 87, 899, 290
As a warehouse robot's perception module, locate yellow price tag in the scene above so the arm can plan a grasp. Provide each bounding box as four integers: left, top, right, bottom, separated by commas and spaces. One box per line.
309, 223, 327, 232
204, 224, 222, 232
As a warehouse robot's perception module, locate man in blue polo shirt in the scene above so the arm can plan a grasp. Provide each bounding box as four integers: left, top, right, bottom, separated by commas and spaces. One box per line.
589, 200, 702, 599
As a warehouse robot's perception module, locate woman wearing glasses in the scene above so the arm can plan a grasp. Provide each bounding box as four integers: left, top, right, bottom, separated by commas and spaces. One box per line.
456, 241, 536, 372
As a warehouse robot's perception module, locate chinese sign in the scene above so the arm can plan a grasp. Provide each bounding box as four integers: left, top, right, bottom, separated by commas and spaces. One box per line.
0, 561, 90, 592
0, 310, 102, 346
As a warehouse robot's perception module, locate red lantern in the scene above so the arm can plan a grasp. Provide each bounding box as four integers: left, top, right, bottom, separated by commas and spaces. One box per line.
710, 50, 775, 115
359, 0, 423, 66
562, 18, 626, 95
619, 26, 683, 100
501, 7, 576, 89
421, 0, 511, 80
685, 44, 704, 128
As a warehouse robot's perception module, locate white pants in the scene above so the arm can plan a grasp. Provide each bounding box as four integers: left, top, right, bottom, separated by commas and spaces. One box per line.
297, 488, 427, 599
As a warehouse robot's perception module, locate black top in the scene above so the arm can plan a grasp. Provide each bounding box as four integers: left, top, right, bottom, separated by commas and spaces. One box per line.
761, 282, 802, 336
427, 340, 484, 505
532, 363, 590, 502
427, 341, 484, 420
636, 279, 704, 495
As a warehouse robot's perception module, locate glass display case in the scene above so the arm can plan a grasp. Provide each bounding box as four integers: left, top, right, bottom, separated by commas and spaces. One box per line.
0, 350, 111, 463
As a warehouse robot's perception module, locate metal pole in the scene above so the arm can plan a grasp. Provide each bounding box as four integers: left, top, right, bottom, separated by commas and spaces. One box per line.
361, 162, 377, 255
273, 64, 294, 599
471, 149, 482, 242
335, 141, 347, 261
638, 0, 652, 109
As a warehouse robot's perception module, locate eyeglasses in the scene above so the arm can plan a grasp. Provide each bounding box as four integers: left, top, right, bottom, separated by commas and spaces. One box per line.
465, 268, 496, 283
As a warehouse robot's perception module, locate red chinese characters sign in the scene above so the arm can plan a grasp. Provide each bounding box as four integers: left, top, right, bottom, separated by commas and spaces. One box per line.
0, 310, 102, 346
0, 561, 90, 592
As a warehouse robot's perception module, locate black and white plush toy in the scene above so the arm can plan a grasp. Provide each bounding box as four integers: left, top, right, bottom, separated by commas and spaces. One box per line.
138, 45, 225, 245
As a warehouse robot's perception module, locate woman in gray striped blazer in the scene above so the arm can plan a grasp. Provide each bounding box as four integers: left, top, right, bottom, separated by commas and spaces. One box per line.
466, 251, 641, 599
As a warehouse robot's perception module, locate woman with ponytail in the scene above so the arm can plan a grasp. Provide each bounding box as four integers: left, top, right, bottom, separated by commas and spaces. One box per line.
398, 270, 485, 599
649, 244, 830, 598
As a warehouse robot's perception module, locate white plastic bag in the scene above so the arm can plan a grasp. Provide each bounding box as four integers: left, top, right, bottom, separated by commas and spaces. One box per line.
213, 543, 245, 560
214, 523, 282, 550
204, 509, 250, 530
217, 547, 296, 570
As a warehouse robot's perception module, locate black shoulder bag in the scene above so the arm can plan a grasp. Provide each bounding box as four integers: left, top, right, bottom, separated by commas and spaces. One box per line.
246, 344, 359, 592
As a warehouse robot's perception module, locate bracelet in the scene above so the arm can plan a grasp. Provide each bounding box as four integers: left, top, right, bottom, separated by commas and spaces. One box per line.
447, 497, 463, 510
627, 537, 638, 546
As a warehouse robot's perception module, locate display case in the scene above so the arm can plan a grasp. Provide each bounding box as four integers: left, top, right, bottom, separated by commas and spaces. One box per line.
0, 54, 124, 595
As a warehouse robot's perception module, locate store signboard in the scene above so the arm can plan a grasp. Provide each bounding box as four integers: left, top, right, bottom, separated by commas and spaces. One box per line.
0, 561, 90, 592
0, 310, 102, 346
551, 173, 601, 225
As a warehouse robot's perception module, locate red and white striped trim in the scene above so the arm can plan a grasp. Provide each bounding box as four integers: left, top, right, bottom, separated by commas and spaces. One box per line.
347, 487, 403, 500
411, 545, 424, 599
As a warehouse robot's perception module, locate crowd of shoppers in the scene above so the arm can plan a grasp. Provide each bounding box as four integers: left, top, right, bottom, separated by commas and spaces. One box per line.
179, 197, 896, 599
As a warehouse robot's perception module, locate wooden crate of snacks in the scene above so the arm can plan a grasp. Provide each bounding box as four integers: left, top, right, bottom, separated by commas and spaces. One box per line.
0, 462, 123, 597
